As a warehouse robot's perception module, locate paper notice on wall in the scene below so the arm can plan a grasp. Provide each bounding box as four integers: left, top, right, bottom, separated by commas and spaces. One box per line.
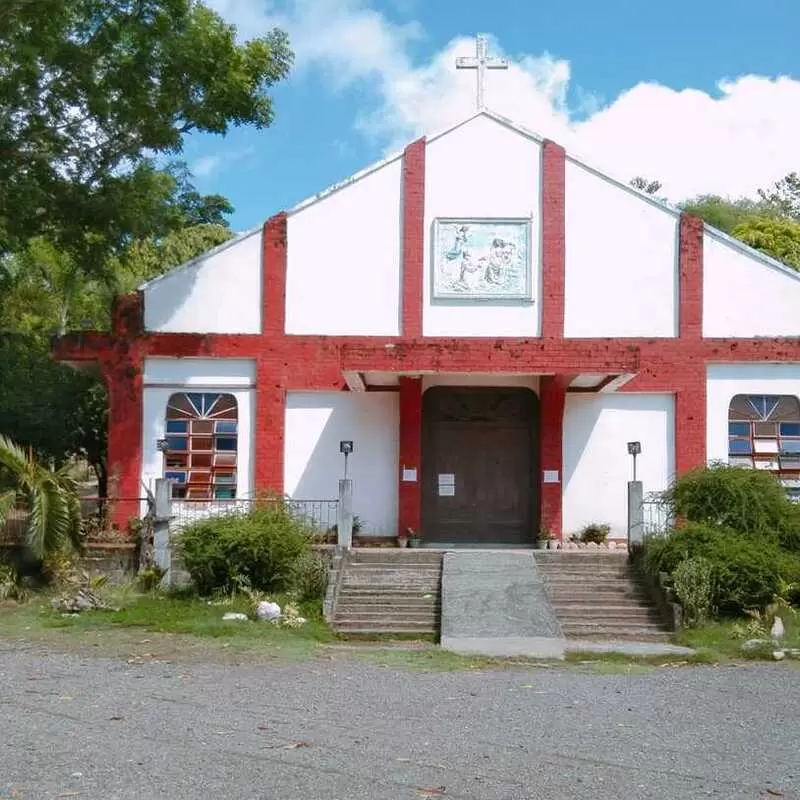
402, 468, 417, 482
438, 473, 455, 496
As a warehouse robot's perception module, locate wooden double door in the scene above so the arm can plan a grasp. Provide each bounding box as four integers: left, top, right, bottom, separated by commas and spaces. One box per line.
421, 387, 539, 545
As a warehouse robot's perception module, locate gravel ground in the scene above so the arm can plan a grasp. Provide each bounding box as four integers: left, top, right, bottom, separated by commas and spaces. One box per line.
1, 642, 798, 800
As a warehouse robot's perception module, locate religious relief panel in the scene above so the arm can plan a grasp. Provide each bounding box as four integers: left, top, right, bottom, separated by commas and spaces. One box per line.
432, 218, 532, 301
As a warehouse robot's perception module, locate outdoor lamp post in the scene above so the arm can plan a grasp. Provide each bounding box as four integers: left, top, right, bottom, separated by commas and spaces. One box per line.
340, 440, 354, 478
627, 441, 642, 481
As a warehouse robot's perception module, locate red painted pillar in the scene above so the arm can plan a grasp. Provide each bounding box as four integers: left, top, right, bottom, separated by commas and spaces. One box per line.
106, 294, 145, 530
675, 367, 707, 476
263, 212, 288, 338
402, 138, 425, 339
539, 375, 568, 541
675, 213, 706, 475
398, 377, 423, 537
254, 363, 285, 496
541, 140, 566, 339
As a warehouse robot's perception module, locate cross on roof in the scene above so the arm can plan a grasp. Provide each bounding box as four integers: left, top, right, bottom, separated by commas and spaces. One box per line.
455, 34, 509, 111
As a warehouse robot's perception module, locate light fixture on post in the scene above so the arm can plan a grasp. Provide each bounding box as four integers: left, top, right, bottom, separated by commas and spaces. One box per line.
339, 440, 354, 479
627, 441, 642, 481
156, 438, 170, 483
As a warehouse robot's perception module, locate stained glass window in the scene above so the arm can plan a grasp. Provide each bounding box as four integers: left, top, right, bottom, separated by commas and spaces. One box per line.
728, 394, 800, 475
164, 393, 238, 500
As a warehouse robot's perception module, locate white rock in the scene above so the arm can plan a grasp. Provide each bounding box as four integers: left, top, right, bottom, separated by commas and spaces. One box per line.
741, 639, 769, 652
222, 612, 249, 621
606, 541, 616, 550
256, 601, 281, 621
772, 650, 785, 661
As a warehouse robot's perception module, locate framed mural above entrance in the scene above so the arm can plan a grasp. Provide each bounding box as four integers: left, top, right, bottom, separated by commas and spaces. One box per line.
432, 217, 533, 302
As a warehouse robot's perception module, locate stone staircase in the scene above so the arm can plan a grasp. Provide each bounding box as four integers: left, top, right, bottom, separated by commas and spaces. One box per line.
536, 550, 672, 642
332, 549, 443, 635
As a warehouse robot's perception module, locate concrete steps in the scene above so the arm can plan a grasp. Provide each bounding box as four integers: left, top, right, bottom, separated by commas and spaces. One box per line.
537, 551, 672, 642
332, 549, 444, 636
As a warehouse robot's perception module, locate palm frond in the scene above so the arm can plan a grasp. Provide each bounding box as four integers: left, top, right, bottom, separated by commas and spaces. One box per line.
0, 489, 15, 526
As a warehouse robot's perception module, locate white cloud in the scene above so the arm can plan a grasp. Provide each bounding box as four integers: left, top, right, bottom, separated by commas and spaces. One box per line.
207, 0, 800, 201
192, 154, 224, 178
192, 147, 256, 179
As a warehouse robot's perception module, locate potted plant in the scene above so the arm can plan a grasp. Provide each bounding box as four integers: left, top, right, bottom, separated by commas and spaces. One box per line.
535, 527, 550, 550
580, 523, 610, 546
407, 528, 422, 548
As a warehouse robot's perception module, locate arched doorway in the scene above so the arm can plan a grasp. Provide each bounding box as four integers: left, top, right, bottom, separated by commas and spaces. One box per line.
421, 386, 539, 545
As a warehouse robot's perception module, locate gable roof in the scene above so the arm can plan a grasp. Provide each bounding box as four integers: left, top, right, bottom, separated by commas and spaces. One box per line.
140, 108, 800, 289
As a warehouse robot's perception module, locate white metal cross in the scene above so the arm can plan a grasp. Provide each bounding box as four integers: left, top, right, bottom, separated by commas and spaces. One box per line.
455, 34, 509, 111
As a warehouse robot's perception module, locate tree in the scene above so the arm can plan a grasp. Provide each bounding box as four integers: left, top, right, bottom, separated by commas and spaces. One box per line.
0, 434, 82, 559
732, 217, 800, 270
630, 176, 663, 196
758, 172, 800, 221
0, 223, 233, 495
0, 0, 291, 265
678, 195, 764, 235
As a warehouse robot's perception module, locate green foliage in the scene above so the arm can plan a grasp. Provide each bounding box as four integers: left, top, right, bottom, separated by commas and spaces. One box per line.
136, 565, 166, 592
664, 464, 789, 539
116, 224, 233, 289
580, 523, 610, 544
758, 172, 800, 220
644, 525, 785, 615
0, 0, 292, 262
731, 216, 800, 270
643, 523, 731, 577
177, 499, 313, 595
680, 195, 764, 235
0, 435, 83, 559
291, 552, 329, 602
672, 557, 714, 625
0, 562, 27, 601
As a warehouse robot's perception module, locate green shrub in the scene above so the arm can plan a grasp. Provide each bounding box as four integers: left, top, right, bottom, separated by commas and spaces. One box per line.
777, 503, 800, 553
672, 557, 714, 625
291, 551, 329, 602
644, 524, 785, 615
177, 499, 313, 595
0, 562, 27, 601
664, 464, 789, 539
706, 537, 783, 615
643, 522, 731, 578
580, 523, 610, 544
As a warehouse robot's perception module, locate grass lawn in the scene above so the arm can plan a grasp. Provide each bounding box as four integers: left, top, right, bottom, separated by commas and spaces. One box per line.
2, 587, 799, 671
0, 588, 337, 663
674, 609, 800, 660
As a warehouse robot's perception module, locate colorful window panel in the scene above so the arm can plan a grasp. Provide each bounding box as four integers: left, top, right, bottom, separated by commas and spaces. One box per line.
164, 393, 238, 499
728, 394, 800, 473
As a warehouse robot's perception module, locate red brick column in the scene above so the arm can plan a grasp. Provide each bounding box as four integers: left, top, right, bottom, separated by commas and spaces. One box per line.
675, 213, 706, 475
402, 138, 425, 339
541, 140, 566, 339
679, 213, 704, 341
263, 212, 288, 338
398, 377, 423, 536
539, 375, 568, 540
254, 363, 286, 495
675, 367, 707, 476
105, 294, 145, 529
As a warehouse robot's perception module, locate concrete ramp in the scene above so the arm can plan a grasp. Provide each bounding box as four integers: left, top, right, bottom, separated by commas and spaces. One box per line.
440, 551, 566, 659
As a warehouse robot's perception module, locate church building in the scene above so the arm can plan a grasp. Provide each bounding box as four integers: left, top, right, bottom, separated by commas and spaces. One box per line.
54, 103, 800, 545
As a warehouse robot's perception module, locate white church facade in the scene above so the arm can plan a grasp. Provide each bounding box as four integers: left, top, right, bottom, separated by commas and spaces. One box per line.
55, 109, 800, 544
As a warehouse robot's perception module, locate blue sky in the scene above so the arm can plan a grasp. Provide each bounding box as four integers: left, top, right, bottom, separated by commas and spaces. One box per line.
195, 0, 800, 232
